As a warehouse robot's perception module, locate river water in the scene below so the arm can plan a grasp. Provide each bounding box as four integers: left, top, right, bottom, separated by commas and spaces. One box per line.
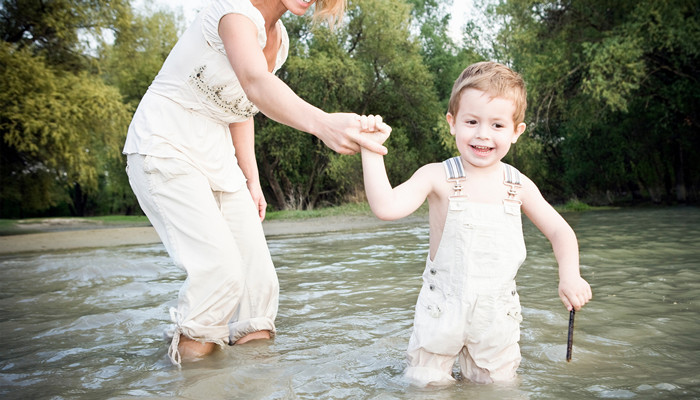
1, 207, 699, 399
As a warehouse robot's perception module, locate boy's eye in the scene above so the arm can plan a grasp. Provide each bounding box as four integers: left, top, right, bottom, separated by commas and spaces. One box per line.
466, 120, 477, 125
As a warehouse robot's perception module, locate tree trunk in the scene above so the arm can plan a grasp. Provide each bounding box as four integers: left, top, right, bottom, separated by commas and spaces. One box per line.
259, 152, 286, 210
675, 142, 687, 202
70, 183, 87, 216
302, 150, 328, 210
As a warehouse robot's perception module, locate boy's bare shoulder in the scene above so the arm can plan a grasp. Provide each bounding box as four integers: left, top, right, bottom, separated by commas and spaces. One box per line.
516, 171, 537, 190
515, 170, 546, 203
406, 162, 448, 193
415, 162, 451, 198
415, 162, 446, 177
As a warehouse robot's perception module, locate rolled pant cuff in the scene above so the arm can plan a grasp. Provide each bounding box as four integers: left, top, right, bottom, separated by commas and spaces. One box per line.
228, 317, 276, 345
404, 365, 456, 387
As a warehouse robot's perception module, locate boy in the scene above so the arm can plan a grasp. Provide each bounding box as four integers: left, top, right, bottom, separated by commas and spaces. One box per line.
360, 62, 592, 386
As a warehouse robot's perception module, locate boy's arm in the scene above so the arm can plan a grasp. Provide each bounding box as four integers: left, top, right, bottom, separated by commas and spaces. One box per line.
230, 119, 266, 221
360, 146, 434, 221
521, 176, 592, 311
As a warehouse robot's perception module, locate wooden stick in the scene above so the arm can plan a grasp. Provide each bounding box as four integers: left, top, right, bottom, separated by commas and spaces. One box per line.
566, 309, 575, 362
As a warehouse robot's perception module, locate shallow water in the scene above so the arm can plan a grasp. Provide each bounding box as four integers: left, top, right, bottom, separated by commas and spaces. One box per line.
1, 207, 699, 399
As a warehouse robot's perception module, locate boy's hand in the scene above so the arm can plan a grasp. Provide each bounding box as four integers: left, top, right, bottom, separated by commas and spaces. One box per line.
558, 276, 592, 311
358, 114, 391, 147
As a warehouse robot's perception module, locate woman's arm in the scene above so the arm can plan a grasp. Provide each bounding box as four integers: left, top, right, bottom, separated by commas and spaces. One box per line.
219, 14, 387, 156
230, 119, 266, 221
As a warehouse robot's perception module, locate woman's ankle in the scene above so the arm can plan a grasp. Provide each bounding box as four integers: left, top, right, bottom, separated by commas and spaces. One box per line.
234, 330, 271, 345
178, 335, 217, 360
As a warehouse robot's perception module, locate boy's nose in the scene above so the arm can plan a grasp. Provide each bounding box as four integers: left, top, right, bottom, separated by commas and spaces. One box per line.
475, 126, 490, 139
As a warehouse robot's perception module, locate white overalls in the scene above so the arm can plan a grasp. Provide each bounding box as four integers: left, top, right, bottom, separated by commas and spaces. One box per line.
405, 157, 527, 386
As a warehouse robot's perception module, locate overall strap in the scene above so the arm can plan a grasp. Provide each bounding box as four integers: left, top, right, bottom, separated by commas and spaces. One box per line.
503, 163, 522, 214
443, 156, 465, 179
443, 157, 467, 197
504, 163, 521, 186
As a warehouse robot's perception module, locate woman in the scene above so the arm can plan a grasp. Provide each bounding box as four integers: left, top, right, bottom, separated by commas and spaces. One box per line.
124, 0, 388, 365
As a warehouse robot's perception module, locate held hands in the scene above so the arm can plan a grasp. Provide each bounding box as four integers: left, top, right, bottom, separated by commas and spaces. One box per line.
358, 114, 391, 148
558, 275, 593, 311
318, 113, 391, 155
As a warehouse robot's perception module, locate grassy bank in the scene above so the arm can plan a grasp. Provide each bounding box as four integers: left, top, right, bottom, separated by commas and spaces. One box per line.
265, 202, 377, 220
0, 215, 152, 236
0, 203, 381, 236
0, 200, 605, 236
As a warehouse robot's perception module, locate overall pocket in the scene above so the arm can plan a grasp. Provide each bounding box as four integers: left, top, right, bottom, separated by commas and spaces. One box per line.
412, 283, 465, 355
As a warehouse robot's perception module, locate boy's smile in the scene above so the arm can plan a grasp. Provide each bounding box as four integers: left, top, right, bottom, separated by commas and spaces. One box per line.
471, 144, 493, 155
446, 88, 526, 171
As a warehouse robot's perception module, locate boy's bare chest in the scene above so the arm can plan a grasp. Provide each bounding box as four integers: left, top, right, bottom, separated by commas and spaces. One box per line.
442, 177, 511, 204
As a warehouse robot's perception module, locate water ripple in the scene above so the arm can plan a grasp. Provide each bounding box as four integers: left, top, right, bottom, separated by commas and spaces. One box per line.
0, 207, 699, 399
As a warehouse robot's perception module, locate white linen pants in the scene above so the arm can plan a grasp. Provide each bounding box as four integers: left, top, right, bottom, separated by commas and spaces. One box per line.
127, 154, 278, 365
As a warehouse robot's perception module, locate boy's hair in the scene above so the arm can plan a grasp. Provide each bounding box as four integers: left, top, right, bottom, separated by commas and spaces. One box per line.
313, 0, 346, 29
447, 61, 527, 125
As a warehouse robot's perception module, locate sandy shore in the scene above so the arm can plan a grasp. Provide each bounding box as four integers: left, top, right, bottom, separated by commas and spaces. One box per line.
0, 214, 426, 255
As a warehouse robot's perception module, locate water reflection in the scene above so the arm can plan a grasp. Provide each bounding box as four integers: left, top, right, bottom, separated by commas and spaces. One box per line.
1, 207, 699, 399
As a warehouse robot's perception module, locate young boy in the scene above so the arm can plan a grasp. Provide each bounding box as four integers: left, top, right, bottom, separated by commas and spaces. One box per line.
360, 61, 592, 386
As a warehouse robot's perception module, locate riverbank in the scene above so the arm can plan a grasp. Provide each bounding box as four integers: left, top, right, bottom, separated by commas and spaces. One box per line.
0, 214, 427, 255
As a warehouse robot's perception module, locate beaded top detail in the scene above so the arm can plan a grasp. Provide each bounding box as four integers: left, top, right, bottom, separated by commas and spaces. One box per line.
188, 65, 259, 119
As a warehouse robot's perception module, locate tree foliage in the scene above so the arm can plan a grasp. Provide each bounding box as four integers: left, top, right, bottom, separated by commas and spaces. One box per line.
0, 45, 131, 215
256, 0, 456, 210
100, 4, 182, 106
3, 0, 695, 217
0, 0, 185, 217
494, 0, 700, 204
0, 1, 133, 217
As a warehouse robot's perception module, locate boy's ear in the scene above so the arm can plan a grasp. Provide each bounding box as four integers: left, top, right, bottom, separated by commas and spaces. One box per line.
512, 122, 526, 143
446, 113, 456, 136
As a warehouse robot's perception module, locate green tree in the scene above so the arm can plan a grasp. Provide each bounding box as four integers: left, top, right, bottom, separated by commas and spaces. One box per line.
0, 0, 127, 69
100, 5, 182, 106
0, 0, 133, 217
579, 1, 700, 202
0, 43, 131, 216
494, 0, 700, 204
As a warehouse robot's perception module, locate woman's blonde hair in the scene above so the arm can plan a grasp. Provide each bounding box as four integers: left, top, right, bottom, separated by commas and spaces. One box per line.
312, 0, 346, 29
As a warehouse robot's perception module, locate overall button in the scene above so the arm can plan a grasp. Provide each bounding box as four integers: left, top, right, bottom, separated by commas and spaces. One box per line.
429, 284, 435, 291
430, 268, 437, 275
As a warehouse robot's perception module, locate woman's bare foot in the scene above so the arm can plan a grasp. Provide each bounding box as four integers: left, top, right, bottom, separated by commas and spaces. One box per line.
234, 330, 271, 345
178, 335, 217, 361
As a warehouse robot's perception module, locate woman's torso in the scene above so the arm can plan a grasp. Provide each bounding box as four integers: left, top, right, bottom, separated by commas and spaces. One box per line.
123, 0, 289, 192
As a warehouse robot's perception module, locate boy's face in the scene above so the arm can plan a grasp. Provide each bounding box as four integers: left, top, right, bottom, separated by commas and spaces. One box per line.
446, 88, 526, 170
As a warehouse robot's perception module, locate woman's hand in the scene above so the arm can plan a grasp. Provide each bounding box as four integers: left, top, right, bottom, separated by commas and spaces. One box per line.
247, 180, 267, 222
229, 120, 266, 221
